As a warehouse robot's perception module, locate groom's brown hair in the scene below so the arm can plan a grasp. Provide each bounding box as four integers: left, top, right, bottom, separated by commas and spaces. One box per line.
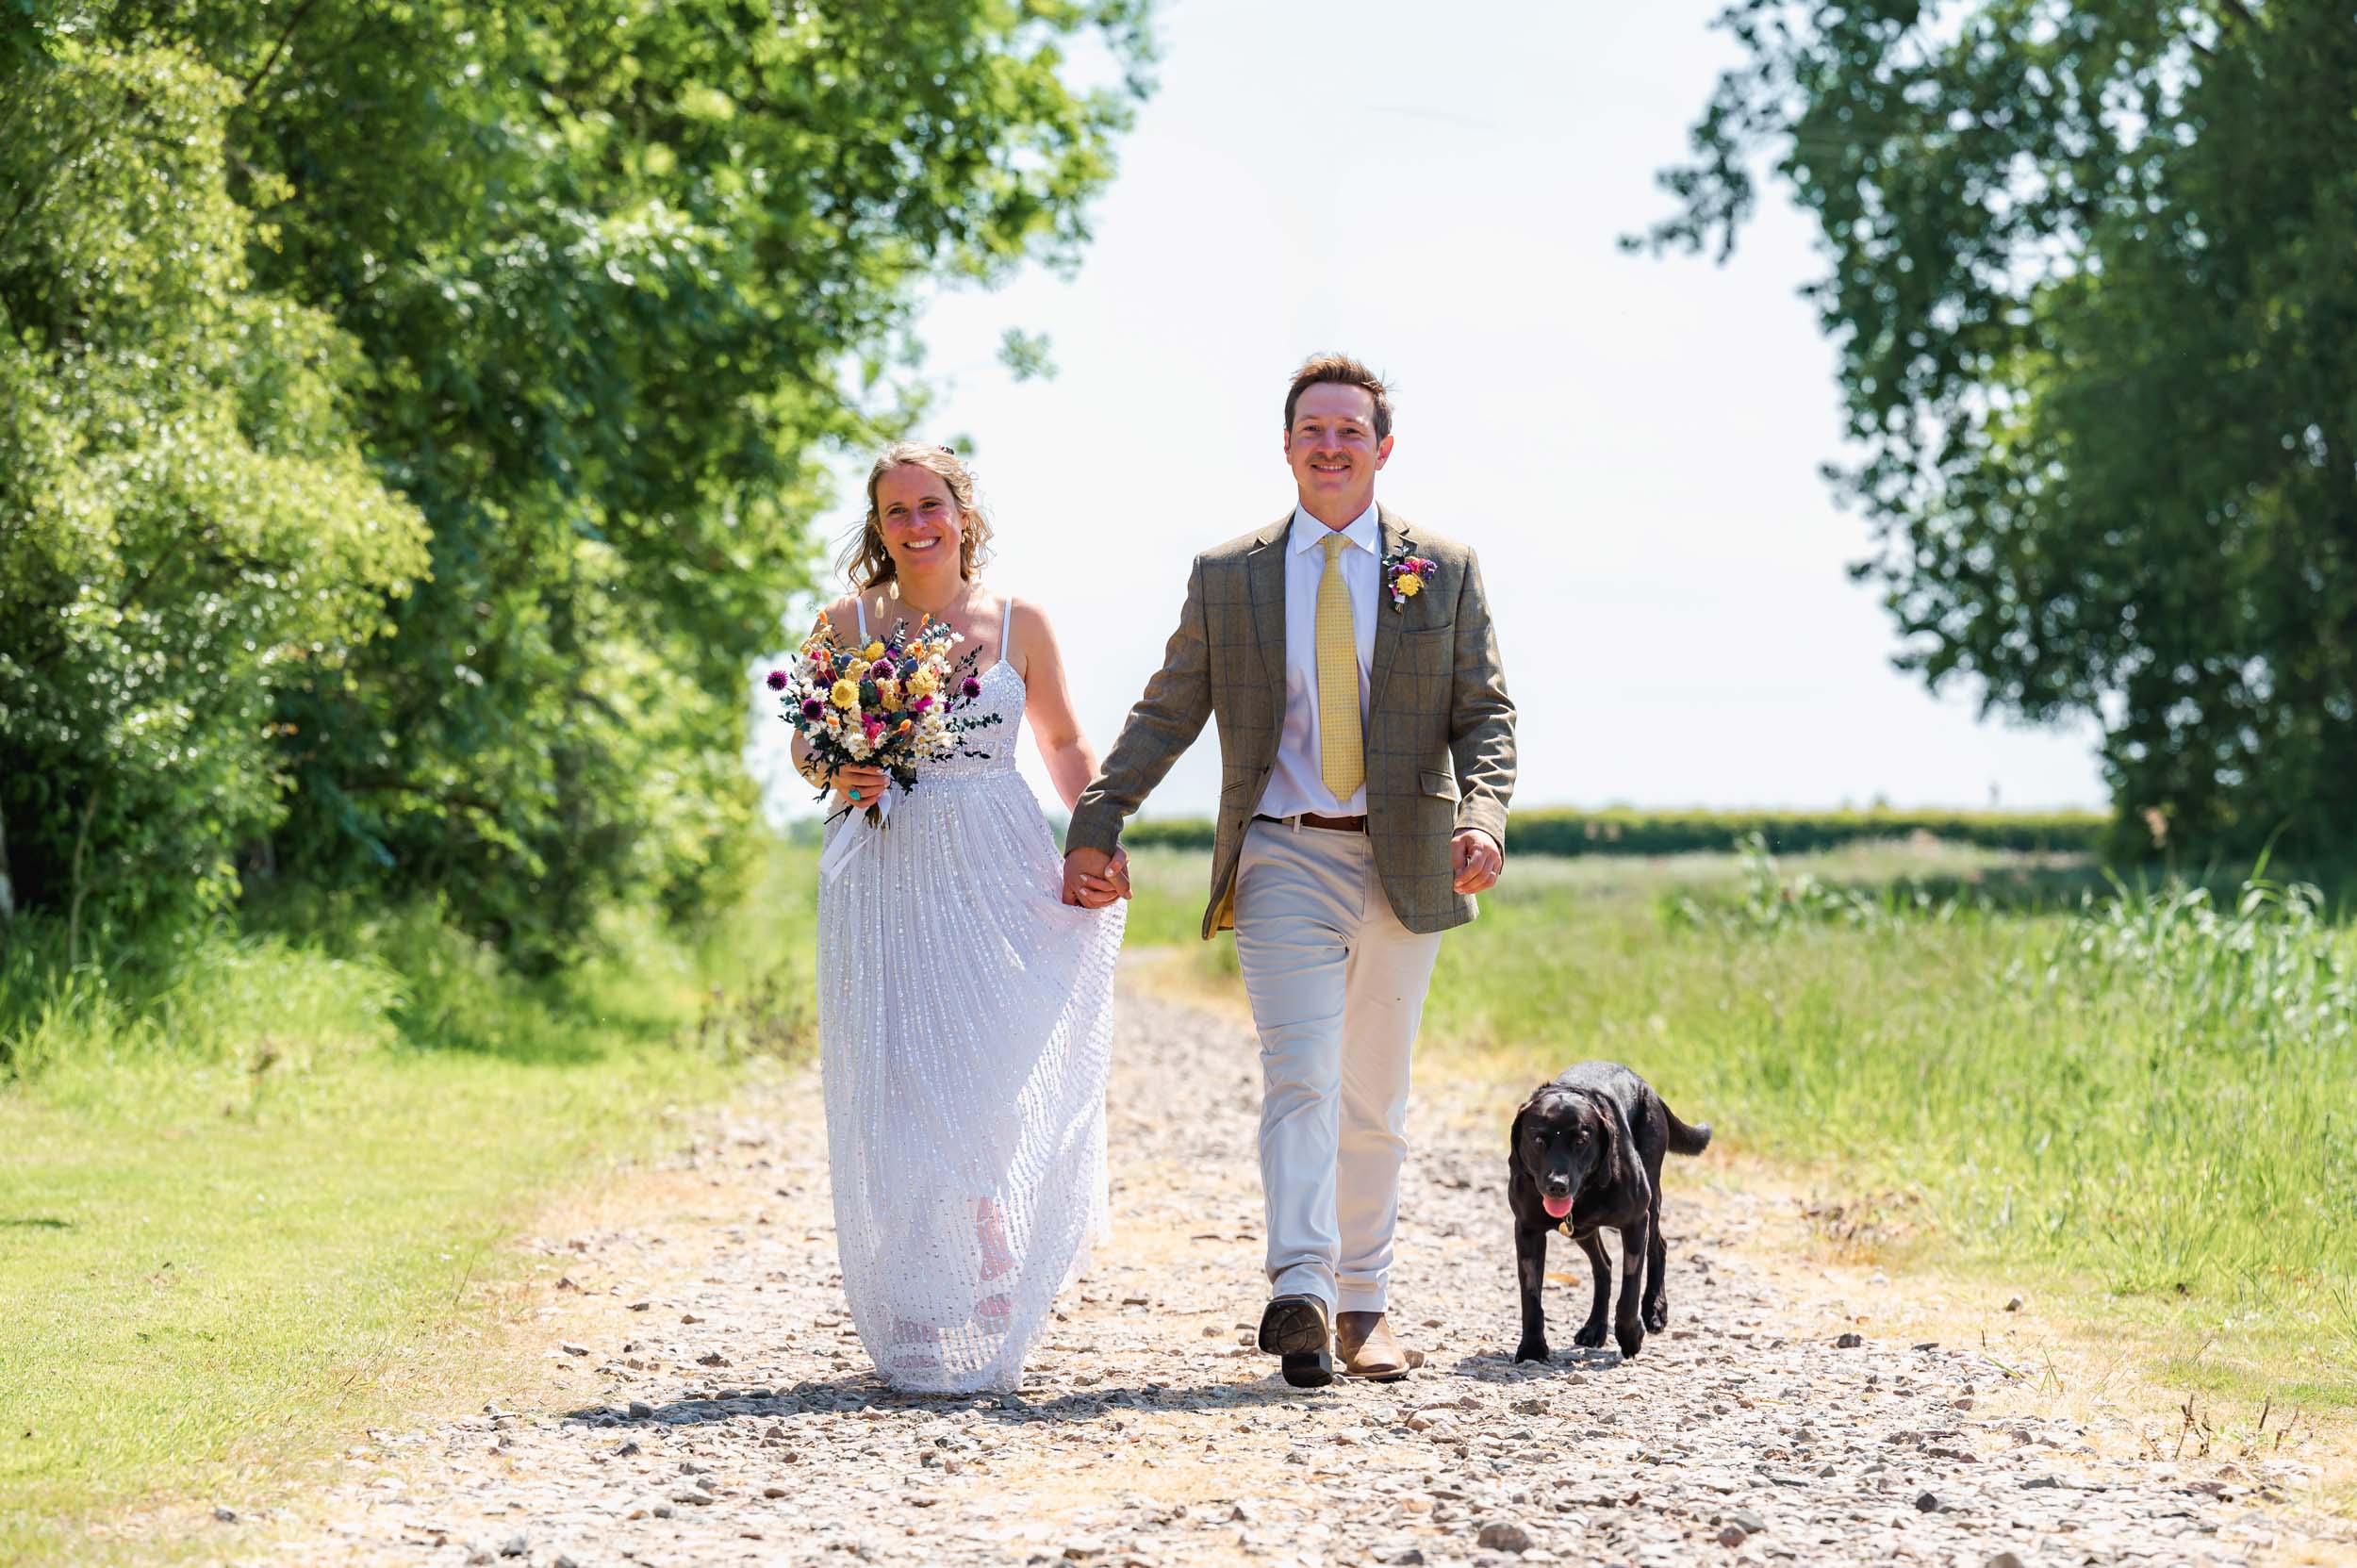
1284, 353, 1393, 441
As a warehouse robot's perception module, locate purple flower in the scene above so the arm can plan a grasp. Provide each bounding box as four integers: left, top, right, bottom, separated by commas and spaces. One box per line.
764, 668, 789, 690
961, 676, 982, 699
912, 695, 933, 712
800, 698, 824, 719
869, 657, 897, 681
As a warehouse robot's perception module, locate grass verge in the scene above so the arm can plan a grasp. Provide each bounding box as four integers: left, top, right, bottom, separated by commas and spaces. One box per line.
0, 842, 817, 1566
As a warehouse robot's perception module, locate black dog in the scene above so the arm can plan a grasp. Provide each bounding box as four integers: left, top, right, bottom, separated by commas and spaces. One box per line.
1508, 1062, 1710, 1362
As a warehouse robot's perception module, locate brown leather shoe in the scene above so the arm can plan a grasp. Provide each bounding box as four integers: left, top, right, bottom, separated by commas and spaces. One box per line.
1335, 1311, 1425, 1381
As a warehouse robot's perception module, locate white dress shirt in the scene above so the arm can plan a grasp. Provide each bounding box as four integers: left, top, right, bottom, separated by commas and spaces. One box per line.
1255, 501, 1380, 820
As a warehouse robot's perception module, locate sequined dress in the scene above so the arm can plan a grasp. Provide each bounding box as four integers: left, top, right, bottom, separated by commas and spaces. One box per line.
816, 620, 1126, 1394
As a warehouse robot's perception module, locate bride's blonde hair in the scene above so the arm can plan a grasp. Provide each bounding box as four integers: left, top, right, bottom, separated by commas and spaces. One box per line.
840, 442, 995, 592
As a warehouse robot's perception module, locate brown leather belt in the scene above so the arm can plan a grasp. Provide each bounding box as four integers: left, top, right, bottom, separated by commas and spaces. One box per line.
1254, 812, 1368, 834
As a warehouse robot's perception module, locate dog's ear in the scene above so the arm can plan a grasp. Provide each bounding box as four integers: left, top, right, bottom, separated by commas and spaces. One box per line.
1508, 1084, 1547, 1157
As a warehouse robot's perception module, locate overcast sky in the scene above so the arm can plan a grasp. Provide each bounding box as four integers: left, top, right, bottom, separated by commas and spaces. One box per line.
752, 0, 2109, 822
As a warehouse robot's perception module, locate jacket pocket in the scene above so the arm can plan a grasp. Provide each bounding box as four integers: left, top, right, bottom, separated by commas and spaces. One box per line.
1393, 623, 1454, 671
1419, 768, 1459, 801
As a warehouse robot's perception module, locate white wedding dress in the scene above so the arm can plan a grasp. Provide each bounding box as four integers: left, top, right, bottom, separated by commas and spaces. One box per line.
816, 602, 1126, 1394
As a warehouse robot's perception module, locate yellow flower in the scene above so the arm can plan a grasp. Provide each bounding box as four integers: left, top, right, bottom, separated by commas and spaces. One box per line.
1397, 574, 1424, 598
845, 659, 868, 680
906, 668, 940, 699
829, 678, 861, 709
863, 640, 885, 661
876, 678, 903, 711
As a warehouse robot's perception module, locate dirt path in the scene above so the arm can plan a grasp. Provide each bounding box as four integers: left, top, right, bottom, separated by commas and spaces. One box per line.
235, 974, 2338, 1568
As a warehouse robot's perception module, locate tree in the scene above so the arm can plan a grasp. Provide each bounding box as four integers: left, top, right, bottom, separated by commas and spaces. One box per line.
1, 1, 1154, 959
1639, 0, 2357, 859
0, 25, 431, 945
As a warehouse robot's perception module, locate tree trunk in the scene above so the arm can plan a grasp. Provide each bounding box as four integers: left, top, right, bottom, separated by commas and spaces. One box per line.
0, 797, 13, 925
66, 786, 97, 968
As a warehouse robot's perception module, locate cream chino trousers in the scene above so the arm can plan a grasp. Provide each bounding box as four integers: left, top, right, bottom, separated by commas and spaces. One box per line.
1232, 817, 1445, 1316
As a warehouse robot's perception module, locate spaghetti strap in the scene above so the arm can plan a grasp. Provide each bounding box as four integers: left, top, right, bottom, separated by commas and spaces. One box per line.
996, 598, 1016, 672
854, 594, 868, 641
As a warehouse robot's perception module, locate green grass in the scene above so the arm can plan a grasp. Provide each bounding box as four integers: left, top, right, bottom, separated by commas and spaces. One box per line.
0, 842, 819, 1565
1123, 837, 2357, 1409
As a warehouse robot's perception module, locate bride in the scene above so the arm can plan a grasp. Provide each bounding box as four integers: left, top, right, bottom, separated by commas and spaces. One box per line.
791, 441, 1129, 1393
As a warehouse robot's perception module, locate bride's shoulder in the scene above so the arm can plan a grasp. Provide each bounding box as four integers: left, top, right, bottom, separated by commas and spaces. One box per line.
1000, 592, 1061, 641
815, 592, 868, 642
995, 593, 1065, 674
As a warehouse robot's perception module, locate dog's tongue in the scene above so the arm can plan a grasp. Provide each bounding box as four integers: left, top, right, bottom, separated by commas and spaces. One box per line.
1542, 1195, 1573, 1220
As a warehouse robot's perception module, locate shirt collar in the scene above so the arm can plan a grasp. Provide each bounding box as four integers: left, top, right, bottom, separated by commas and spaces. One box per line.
1288, 500, 1381, 555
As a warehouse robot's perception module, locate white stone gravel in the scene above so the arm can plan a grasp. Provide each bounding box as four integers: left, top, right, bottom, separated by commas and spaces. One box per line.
236, 979, 2334, 1568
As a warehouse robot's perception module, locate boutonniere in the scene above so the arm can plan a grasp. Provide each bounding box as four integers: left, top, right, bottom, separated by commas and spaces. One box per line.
1381, 543, 1438, 610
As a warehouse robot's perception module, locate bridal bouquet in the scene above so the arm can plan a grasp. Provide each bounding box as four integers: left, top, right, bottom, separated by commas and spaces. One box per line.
767, 612, 1002, 829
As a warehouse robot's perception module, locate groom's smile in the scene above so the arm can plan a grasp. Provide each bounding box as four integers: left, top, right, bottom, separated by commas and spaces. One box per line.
1284, 381, 1393, 524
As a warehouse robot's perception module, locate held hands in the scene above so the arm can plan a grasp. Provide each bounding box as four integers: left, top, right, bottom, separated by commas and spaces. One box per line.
1061, 845, 1131, 908
1452, 828, 1504, 895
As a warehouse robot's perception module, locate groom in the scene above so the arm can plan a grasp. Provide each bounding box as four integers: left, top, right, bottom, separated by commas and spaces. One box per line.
1063, 354, 1517, 1387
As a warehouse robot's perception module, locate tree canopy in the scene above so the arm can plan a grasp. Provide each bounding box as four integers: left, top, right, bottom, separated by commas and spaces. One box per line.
1640, 0, 2357, 859
1, 0, 1151, 960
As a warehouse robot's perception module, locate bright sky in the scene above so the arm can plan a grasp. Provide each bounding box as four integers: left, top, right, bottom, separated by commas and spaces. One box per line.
754, 0, 2109, 822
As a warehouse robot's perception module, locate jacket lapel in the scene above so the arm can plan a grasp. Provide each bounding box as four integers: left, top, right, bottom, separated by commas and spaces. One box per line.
1369, 507, 1409, 707
1246, 514, 1291, 733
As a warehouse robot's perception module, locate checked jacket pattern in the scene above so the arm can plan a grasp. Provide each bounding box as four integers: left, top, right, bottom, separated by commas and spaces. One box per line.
1069, 507, 1517, 938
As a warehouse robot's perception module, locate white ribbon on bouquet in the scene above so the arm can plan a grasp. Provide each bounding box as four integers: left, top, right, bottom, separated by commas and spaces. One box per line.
817, 788, 893, 883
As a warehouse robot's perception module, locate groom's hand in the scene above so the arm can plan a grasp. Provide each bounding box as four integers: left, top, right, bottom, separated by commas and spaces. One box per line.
1063, 845, 1129, 908
1452, 828, 1504, 894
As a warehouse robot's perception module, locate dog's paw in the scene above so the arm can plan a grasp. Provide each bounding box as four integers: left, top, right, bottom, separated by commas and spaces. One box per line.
1572, 1320, 1607, 1349
1513, 1340, 1551, 1364
1616, 1324, 1644, 1360
1643, 1300, 1669, 1332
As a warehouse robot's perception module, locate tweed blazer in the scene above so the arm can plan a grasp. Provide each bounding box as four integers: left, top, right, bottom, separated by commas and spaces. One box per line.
1068, 506, 1516, 938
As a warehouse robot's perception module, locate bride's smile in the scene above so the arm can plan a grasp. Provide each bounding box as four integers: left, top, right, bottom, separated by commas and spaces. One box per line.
872, 465, 966, 579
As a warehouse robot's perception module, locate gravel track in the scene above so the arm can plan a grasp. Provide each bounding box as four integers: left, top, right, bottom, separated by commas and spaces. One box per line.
242, 976, 2331, 1568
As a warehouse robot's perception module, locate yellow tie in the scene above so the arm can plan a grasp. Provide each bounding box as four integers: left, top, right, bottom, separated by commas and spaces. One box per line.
1316, 532, 1363, 801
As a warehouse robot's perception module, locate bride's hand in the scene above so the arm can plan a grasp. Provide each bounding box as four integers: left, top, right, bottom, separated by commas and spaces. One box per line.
831, 764, 892, 810
1062, 846, 1123, 907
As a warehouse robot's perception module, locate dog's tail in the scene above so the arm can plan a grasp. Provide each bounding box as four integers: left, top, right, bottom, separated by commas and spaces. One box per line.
1664, 1104, 1713, 1157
